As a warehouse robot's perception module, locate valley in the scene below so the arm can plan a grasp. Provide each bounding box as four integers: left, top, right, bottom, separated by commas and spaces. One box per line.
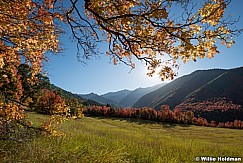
80, 67, 243, 123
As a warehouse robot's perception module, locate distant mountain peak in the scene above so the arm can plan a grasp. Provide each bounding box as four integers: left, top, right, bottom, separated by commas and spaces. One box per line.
102, 83, 166, 107
79, 92, 120, 107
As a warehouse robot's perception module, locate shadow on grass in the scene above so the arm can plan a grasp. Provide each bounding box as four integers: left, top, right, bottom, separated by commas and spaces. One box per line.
85, 115, 192, 129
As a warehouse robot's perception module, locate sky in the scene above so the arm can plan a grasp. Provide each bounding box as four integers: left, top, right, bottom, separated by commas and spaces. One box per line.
45, 1, 243, 95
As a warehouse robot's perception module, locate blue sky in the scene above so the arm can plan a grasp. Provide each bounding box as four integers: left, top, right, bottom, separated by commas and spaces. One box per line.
45, 1, 243, 95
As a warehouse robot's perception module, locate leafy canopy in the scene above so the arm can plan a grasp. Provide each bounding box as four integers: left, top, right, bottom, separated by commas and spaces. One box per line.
0, 0, 62, 130
68, 0, 241, 80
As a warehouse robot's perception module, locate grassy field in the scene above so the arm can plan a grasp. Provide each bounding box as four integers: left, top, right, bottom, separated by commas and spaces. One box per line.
1, 112, 243, 162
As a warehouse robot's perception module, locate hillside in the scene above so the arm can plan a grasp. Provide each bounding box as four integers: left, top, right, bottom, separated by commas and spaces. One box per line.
49, 84, 103, 107
50, 84, 85, 101
102, 83, 166, 107
133, 67, 243, 122
176, 67, 243, 122
101, 89, 132, 104
133, 69, 226, 109
79, 92, 120, 107
183, 67, 243, 105
118, 83, 166, 107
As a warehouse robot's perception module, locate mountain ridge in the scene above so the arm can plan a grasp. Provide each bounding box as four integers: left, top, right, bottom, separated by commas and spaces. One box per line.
101, 89, 132, 105
80, 83, 166, 107
133, 68, 234, 109
132, 67, 243, 122
118, 83, 165, 107
79, 92, 120, 107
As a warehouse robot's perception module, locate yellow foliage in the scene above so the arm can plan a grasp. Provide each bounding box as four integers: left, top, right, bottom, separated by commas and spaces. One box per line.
83, 0, 237, 80
0, 0, 62, 130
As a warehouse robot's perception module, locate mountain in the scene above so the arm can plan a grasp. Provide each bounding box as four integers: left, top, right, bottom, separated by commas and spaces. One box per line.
101, 89, 132, 104
118, 83, 166, 107
50, 84, 85, 101
79, 93, 120, 107
50, 84, 103, 106
181, 67, 243, 105
80, 83, 166, 108
133, 67, 243, 112
175, 67, 243, 122
101, 83, 166, 107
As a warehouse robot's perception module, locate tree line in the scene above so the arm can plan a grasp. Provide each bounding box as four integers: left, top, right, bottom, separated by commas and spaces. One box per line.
84, 105, 243, 129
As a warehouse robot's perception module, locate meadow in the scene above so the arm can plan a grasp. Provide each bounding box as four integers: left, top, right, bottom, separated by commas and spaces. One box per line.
1, 112, 243, 163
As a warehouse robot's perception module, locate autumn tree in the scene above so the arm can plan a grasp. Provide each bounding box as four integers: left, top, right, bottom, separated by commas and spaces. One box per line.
35, 89, 67, 115
0, 0, 61, 133
67, 0, 241, 80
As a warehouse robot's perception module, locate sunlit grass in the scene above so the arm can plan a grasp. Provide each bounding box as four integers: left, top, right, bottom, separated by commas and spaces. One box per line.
1, 113, 243, 162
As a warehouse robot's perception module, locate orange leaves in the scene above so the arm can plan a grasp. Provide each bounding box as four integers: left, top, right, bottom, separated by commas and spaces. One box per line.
37, 89, 67, 115
0, 57, 4, 69
0, 0, 62, 124
207, 53, 214, 59
44, 0, 55, 9
112, 56, 118, 65
0, 101, 25, 121
6, 0, 233, 84
199, 0, 226, 26
151, 8, 168, 19
106, 35, 111, 43
158, 66, 177, 80
190, 24, 202, 34
226, 40, 235, 48
83, 1, 179, 79
0, 0, 59, 69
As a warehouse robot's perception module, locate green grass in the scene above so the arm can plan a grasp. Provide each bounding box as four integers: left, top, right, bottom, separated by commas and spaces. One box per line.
1, 112, 243, 162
